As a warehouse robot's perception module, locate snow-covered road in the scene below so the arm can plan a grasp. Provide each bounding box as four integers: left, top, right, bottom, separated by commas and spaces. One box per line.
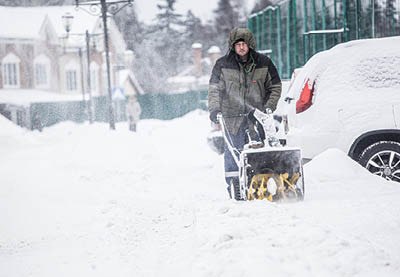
1, 111, 399, 276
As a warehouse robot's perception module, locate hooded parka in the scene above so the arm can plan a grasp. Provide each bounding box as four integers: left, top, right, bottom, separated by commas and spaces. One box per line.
208, 28, 282, 136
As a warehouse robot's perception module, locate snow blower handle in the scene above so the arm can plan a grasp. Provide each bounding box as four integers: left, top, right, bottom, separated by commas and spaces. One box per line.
250, 109, 281, 147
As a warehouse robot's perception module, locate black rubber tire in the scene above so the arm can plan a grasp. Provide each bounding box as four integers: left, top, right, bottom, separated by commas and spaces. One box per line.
358, 141, 400, 182
230, 179, 242, 200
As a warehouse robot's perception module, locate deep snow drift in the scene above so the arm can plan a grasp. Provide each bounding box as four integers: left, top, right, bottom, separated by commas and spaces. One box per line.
1, 111, 400, 277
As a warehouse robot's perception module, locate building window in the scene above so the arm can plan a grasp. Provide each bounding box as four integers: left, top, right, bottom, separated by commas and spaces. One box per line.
35, 64, 47, 85
34, 54, 50, 89
64, 60, 79, 92
2, 53, 20, 88
66, 70, 77, 91
90, 62, 99, 93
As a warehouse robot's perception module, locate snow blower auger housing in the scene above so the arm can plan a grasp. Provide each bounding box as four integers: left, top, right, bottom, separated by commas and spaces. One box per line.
218, 109, 305, 202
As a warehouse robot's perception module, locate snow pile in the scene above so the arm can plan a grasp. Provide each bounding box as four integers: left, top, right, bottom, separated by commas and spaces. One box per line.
305, 148, 376, 181
304, 148, 397, 200
0, 114, 23, 136
0, 115, 32, 151
1, 111, 400, 277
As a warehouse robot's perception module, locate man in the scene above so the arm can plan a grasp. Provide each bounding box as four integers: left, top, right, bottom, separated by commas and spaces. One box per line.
208, 28, 282, 200
126, 96, 142, 132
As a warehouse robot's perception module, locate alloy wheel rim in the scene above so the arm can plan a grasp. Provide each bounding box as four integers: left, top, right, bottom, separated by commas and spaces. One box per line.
366, 150, 400, 182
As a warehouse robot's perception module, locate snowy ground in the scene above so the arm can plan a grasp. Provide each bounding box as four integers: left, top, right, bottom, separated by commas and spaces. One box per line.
1, 111, 400, 277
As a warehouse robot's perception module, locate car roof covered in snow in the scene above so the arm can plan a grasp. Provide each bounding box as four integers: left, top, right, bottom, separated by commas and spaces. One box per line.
287, 36, 400, 100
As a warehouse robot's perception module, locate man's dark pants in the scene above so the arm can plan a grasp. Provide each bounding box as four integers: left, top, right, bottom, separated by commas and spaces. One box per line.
223, 121, 248, 198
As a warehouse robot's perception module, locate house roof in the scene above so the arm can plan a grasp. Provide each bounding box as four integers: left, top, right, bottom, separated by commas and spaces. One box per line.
0, 6, 99, 41
118, 69, 144, 95
0, 6, 129, 50
0, 7, 47, 39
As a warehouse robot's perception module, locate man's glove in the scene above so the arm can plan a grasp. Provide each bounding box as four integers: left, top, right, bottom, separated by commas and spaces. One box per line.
265, 108, 273, 115
210, 110, 221, 124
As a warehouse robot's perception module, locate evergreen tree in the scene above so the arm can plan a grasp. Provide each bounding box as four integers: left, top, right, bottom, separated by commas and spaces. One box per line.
182, 10, 203, 43
213, 0, 241, 50
125, 0, 187, 93
155, 0, 183, 33
251, 0, 274, 13
114, 6, 143, 48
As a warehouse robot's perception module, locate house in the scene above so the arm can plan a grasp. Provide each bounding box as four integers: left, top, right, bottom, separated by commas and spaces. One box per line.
167, 43, 221, 94
0, 6, 143, 128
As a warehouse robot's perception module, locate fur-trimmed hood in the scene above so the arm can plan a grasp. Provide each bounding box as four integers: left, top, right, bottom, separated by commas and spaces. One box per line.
228, 28, 256, 50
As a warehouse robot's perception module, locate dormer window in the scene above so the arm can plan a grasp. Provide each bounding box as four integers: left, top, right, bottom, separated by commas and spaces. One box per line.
34, 54, 51, 89
2, 53, 20, 88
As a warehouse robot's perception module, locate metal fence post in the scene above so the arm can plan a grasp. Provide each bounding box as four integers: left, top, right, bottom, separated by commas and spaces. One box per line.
334, 0, 338, 43
322, 0, 327, 50
311, 0, 317, 54
269, 9, 273, 60
293, 0, 298, 70
262, 10, 266, 50
248, 16, 253, 33
303, 0, 308, 63
392, 6, 395, 36
276, 6, 283, 77
287, 2, 291, 77
256, 13, 261, 50
343, 0, 348, 42
371, 0, 375, 38
355, 0, 360, 39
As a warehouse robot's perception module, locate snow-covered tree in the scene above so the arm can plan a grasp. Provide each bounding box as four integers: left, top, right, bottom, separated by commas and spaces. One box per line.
250, 0, 274, 13
154, 0, 183, 33
213, 0, 247, 51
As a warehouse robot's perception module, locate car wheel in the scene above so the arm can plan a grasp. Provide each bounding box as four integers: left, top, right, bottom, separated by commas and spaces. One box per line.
359, 141, 400, 182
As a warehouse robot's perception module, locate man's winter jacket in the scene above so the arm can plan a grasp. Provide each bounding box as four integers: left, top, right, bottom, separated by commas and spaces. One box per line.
208, 28, 282, 136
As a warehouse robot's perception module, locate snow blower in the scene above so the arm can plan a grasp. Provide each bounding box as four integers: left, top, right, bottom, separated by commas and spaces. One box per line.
218, 109, 305, 201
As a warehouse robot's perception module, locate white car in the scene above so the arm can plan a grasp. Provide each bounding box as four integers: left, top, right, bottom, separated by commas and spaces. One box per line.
280, 36, 400, 182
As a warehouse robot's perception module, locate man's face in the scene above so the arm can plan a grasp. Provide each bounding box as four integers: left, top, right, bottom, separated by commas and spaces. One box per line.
234, 41, 249, 57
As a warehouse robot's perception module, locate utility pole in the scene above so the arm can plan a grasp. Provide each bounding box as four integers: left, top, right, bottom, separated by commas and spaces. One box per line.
78, 48, 86, 107
85, 30, 94, 123
100, 0, 115, 129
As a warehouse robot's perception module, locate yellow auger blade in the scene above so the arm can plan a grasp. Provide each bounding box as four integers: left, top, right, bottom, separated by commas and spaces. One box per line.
247, 172, 301, 202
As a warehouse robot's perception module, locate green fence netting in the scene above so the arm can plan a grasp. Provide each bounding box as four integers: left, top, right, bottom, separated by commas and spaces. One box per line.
29, 90, 208, 129
249, 0, 400, 79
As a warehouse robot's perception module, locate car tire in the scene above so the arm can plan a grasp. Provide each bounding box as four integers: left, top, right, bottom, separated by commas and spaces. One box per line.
358, 141, 400, 182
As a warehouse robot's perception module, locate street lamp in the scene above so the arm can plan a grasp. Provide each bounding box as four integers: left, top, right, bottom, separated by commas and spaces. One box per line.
62, 12, 74, 36
74, 0, 134, 130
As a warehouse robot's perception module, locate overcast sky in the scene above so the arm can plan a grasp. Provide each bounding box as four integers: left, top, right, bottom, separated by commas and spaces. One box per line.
135, 0, 256, 24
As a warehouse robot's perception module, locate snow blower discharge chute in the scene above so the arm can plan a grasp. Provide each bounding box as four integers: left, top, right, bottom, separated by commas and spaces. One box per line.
218, 109, 305, 201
